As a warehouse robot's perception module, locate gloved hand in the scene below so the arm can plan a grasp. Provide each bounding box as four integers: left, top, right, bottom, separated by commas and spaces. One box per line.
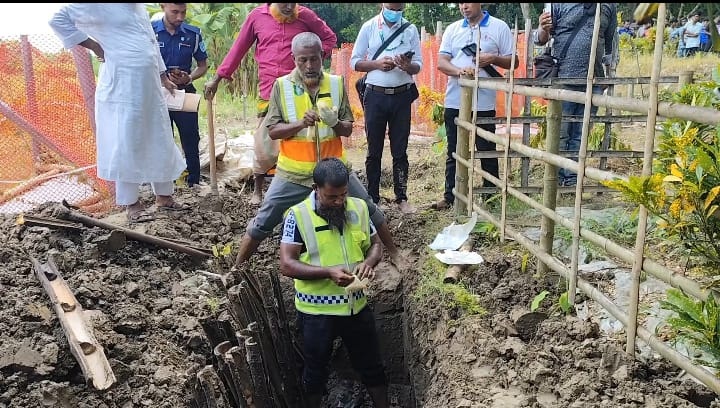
318, 105, 339, 128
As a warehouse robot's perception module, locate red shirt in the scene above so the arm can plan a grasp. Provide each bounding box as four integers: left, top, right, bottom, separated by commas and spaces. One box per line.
216, 4, 337, 100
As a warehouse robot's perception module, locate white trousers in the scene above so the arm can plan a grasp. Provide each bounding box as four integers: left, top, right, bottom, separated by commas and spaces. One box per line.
115, 181, 174, 206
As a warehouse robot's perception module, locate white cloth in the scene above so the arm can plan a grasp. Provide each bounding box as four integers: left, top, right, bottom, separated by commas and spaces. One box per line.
49, 3, 186, 184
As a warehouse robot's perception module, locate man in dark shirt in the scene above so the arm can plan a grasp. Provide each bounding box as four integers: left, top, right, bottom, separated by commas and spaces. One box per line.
535, 3, 617, 187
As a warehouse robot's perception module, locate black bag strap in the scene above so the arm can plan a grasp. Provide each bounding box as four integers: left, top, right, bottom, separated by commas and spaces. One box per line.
371, 21, 411, 61
555, 13, 592, 60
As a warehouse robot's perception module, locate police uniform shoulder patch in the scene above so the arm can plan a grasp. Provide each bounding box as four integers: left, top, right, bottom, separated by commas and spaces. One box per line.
199, 41, 207, 53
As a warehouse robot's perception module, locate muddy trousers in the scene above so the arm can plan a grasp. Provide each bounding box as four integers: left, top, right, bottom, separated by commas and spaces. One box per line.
297, 307, 387, 396
443, 108, 498, 204
363, 85, 415, 204
169, 85, 201, 186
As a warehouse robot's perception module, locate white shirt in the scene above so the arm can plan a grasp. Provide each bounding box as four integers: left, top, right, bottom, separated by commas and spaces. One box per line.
439, 12, 514, 111
684, 21, 703, 49
350, 15, 423, 87
49, 3, 186, 184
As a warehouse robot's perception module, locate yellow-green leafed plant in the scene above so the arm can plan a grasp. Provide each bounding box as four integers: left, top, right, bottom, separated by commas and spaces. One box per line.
604, 82, 720, 273
659, 288, 720, 371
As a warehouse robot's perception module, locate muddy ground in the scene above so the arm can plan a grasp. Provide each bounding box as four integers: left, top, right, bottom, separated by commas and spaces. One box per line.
1, 138, 719, 407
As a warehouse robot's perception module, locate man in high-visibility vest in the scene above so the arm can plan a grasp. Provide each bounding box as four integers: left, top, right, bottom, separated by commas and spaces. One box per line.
280, 157, 389, 407
233, 31, 404, 271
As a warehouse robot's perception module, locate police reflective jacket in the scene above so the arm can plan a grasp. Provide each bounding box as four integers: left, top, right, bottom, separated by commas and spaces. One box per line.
288, 195, 371, 316
275, 73, 348, 178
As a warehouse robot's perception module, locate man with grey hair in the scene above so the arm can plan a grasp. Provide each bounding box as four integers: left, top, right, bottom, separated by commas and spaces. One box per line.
232, 31, 405, 272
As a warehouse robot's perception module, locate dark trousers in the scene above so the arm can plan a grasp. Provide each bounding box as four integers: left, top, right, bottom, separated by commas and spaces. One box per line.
297, 307, 387, 395
363, 85, 416, 203
443, 108, 498, 204
169, 84, 201, 186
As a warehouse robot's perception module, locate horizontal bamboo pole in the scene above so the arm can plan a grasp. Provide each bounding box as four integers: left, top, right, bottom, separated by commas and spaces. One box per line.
471, 167, 712, 302
461, 199, 720, 395
459, 78, 720, 126
456, 120, 623, 183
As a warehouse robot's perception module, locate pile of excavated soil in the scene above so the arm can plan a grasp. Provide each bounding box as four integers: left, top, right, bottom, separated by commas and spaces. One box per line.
2, 142, 719, 408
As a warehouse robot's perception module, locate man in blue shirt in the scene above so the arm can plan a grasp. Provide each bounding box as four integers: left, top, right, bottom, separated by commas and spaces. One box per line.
153, 3, 208, 188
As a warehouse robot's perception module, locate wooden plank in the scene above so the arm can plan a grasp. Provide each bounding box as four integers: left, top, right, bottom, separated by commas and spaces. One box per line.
31, 256, 116, 390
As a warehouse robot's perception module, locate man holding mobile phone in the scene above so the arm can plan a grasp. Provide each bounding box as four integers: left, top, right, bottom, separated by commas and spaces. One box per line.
350, 3, 423, 215
153, 2, 209, 189
433, 2, 517, 210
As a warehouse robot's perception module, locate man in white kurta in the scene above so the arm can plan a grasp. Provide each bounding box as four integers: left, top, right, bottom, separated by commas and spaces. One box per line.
49, 3, 188, 222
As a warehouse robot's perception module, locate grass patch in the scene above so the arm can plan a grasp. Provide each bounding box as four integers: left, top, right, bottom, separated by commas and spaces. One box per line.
412, 253, 485, 316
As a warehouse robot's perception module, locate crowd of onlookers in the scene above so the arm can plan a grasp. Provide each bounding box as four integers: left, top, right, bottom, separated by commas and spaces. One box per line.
618, 11, 718, 57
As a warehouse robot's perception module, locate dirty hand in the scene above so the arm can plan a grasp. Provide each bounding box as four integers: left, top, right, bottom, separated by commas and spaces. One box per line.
539, 11, 553, 33
328, 267, 355, 287
353, 262, 375, 281
169, 70, 191, 85
301, 110, 320, 128
318, 105, 338, 127
377, 56, 396, 72
203, 77, 222, 100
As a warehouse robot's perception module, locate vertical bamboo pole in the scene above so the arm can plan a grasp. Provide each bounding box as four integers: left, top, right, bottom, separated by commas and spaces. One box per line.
521, 18, 533, 188
678, 70, 693, 87
20, 36, 40, 162
454, 76, 473, 217
468, 28, 483, 216
569, 4, 602, 305
500, 22, 519, 242
627, 3, 666, 359
536, 99, 561, 276
207, 97, 219, 196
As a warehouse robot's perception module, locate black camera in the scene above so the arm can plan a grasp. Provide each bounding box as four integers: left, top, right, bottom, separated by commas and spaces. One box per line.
403, 50, 415, 58
459, 43, 502, 78
461, 43, 477, 57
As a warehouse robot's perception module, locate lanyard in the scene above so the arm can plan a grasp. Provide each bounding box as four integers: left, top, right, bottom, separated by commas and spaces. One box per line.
377, 15, 404, 52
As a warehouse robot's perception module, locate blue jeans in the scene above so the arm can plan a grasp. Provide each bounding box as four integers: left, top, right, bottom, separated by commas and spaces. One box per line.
558, 85, 602, 186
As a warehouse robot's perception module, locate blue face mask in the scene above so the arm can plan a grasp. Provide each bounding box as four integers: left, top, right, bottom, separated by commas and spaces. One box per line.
382, 7, 402, 24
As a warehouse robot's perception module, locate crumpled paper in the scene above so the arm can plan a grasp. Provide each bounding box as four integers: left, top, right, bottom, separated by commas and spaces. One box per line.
434, 250, 484, 265
428, 212, 478, 251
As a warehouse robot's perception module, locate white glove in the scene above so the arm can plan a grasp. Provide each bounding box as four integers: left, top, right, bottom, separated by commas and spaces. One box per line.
318, 105, 339, 128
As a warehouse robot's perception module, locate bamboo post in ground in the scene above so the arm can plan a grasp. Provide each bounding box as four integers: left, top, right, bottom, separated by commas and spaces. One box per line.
442, 237, 476, 284
569, 3, 602, 306
207, 97, 219, 196
678, 70, 693, 87
521, 17, 533, 187
627, 3, 666, 360
500, 21, 519, 242
454, 74, 473, 216
536, 99, 562, 276
246, 336, 270, 408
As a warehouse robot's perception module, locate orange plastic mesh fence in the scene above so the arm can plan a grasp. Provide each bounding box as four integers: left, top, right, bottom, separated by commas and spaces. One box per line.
330, 33, 529, 146
0, 34, 114, 216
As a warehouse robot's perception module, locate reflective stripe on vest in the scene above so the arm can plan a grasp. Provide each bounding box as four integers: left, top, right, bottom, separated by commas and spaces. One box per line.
276, 74, 347, 178
291, 196, 371, 316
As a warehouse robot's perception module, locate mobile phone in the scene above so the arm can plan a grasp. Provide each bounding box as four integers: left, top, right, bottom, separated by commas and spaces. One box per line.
403, 50, 415, 58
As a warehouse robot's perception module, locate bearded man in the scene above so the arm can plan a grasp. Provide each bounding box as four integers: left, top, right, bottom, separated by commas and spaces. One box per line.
280, 157, 389, 408
204, 3, 336, 205
232, 32, 405, 273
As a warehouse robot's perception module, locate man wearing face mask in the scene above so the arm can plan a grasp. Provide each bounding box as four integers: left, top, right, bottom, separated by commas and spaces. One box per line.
280, 157, 389, 407
204, 3, 336, 205
233, 32, 405, 275
351, 3, 423, 214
